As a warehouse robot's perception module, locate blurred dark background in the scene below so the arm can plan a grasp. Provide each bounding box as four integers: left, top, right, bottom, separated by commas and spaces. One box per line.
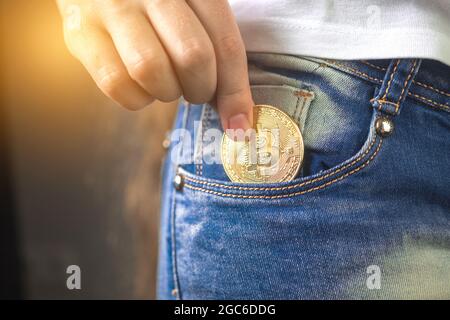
0, 0, 176, 299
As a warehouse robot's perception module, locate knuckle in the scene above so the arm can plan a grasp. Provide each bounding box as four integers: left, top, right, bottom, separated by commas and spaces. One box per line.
61, 3, 94, 33
97, 69, 126, 98
183, 81, 216, 104
158, 89, 182, 103
217, 35, 244, 60
183, 92, 212, 105
62, 23, 96, 56
152, 81, 182, 103
127, 53, 182, 102
128, 53, 164, 82
177, 40, 212, 72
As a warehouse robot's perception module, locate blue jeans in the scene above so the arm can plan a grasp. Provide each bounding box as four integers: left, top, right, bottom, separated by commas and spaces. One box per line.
157, 54, 450, 299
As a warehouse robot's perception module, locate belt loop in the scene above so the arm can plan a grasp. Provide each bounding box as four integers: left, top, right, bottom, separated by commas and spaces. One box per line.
371, 59, 422, 116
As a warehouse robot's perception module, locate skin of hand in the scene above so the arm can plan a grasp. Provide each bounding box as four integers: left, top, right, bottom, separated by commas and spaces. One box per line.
56, 0, 254, 131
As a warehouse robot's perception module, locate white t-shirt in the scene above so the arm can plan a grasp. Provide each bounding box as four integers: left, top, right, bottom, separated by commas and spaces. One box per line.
229, 0, 450, 66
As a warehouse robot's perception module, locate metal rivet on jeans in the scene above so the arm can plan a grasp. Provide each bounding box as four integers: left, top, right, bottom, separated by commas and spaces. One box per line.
173, 174, 184, 191
375, 117, 394, 137
162, 138, 171, 150
171, 289, 178, 297
162, 131, 171, 149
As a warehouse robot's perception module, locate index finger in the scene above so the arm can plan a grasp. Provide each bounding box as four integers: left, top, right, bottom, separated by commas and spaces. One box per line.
187, 0, 254, 131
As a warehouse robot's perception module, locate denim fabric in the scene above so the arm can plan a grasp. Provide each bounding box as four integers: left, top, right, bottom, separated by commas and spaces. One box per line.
157, 54, 450, 300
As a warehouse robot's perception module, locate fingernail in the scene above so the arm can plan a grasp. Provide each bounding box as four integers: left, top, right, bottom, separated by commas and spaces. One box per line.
228, 113, 252, 131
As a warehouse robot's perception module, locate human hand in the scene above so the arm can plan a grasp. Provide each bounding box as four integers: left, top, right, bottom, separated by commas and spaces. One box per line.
56, 0, 254, 130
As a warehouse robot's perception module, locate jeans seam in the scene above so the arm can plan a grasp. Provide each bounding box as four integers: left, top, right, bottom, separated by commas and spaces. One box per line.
361, 60, 387, 71
171, 101, 190, 300
324, 59, 383, 84
184, 133, 378, 192
414, 81, 450, 97
381, 59, 400, 101
375, 59, 400, 112
170, 188, 181, 300
361, 60, 450, 97
327, 60, 448, 113
408, 92, 450, 112
183, 136, 383, 199
395, 59, 419, 114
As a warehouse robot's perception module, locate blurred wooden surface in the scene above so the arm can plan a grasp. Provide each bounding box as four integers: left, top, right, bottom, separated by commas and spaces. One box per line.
1, 0, 176, 299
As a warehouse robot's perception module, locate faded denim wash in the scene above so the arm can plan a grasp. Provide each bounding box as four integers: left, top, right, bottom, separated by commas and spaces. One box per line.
157, 54, 450, 299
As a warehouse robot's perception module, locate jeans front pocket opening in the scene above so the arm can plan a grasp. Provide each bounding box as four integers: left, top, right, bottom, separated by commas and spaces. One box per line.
179, 109, 384, 200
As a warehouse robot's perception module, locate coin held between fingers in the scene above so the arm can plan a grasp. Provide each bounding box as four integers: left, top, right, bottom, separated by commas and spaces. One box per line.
221, 105, 304, 184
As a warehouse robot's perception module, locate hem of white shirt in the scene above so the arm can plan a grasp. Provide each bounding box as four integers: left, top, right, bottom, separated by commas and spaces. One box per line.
238, 20, 450, 66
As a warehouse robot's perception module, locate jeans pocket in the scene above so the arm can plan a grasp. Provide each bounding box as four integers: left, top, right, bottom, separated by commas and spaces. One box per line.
172, 113, 383, 299
172, 108, 385, 300
179, 62, 380, 188
170, 60, 387, 299
179, 107, 382, 200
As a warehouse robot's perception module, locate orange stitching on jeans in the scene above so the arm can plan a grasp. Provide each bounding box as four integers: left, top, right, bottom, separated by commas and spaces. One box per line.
183, 139, 383, 199
413, 81, 450, 97
396, 60, 418, 114
382, 59, 400, 101
375, 100, 398, 112
338, 60, 450, 99
184, 135, 378, 192
374, 59, 400, 113
324, 60, 383, 83
371, 99, 398, 107
295, 90, 314, 98
361, 60, 387, 71
408, 92, 450, 111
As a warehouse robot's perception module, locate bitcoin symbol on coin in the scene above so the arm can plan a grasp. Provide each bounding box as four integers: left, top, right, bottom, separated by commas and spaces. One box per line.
221, 105, 304, 183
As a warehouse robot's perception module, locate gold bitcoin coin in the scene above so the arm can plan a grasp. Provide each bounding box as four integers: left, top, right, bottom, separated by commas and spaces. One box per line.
221, 105, 304, 183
